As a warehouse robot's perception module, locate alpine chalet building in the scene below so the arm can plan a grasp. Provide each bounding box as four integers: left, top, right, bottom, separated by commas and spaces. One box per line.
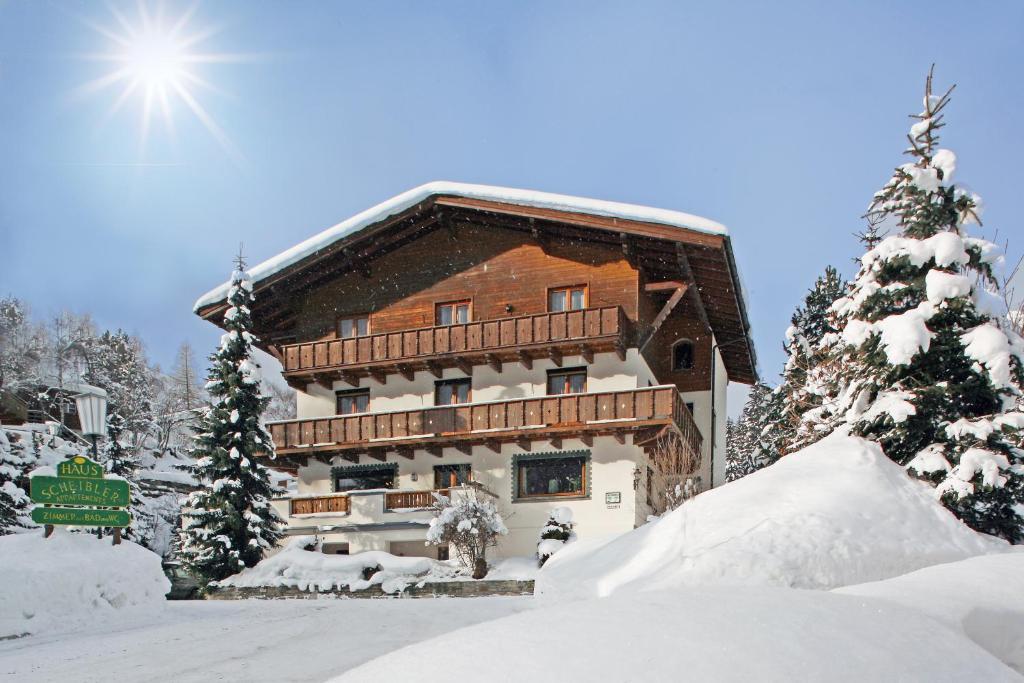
194, 182, 756, 558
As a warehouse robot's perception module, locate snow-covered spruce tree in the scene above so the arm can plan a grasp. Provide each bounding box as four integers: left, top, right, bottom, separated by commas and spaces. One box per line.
725, 383, 774, 481
537, 507, 576, 567
426, 488, 507, 579
0, 428, 32, 534
764, 266, 847, 457
801, 71, 1024, 542
180, 265, 283, 583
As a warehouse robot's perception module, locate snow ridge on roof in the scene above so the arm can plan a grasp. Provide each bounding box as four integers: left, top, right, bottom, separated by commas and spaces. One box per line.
194, 181, 728, 311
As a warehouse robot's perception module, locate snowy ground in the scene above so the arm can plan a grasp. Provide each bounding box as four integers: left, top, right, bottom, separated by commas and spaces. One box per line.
0, 597, 533, 682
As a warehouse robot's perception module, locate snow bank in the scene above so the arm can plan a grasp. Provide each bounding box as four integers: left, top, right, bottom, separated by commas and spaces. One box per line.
194, 181, 727, 310
538, 431, 1003, 600
334, 585, 1019, 682
837, 552, 1024, 673
0, 531, 169, 638
216, 538, 539, 593
215, 537, 439, 593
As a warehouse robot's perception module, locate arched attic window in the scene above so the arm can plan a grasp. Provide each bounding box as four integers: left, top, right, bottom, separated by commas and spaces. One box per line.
671, 339, 694, 371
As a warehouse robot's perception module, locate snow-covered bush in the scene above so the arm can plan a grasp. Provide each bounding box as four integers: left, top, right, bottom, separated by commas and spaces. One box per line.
426, 488, 507, 579
537, 507, 575, 567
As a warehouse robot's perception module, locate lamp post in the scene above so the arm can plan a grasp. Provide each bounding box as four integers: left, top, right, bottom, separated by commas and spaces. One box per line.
73, 385, 108, 458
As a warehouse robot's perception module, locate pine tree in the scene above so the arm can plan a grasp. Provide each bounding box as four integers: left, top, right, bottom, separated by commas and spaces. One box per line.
725, 383, 774, 481
767, 266, 847, 456
179, 262, 283, 583
800, 70, 1024, 542
0, 428, 32, 534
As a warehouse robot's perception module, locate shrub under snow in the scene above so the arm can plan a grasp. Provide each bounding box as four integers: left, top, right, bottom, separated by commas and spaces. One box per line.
537, 506, 575, 567
537, 431, 1004, 600
0, 531, 169, 638
426, 489, 507, 578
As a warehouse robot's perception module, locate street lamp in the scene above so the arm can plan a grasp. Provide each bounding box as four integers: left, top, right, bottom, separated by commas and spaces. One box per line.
73, 384, 108, 457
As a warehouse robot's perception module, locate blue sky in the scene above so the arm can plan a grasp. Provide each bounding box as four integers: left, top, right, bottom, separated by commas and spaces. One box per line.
1, 0, 1021, 412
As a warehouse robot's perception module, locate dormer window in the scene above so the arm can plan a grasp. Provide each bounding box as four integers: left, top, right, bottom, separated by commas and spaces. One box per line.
672, 340, 694, 371
548, 285, 587, 312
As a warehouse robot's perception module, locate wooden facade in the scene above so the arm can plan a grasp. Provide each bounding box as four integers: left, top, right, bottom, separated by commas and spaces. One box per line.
281, 305, 630, 387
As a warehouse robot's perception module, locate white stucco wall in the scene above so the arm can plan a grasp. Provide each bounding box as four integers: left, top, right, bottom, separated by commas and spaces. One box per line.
279, 435, 647, 558
279, 345, 731, 558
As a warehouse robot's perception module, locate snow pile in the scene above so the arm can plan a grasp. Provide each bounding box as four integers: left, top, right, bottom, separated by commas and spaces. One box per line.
334, 584, 1019, 682
215, 536, 441, 593
0, 531, 169, 638
837, 552, 1024, 673
195, 181, 728, 310
537, 431, 1003, 600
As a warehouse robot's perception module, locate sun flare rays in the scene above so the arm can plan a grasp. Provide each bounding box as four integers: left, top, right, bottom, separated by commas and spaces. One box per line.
76, 1, 247, 160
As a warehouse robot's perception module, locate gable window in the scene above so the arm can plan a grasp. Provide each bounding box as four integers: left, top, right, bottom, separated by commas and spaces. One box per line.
333, 464, 396, 492
516, 454, 588, 499
337, 315, 369, 339
547, 367, 587, 395
548, 285, 587, 312
435, 378, 471, 405
435, 300, 471, 326
336, 389, 369, 415
434, 464, 472, 489
672, 340, 694, 371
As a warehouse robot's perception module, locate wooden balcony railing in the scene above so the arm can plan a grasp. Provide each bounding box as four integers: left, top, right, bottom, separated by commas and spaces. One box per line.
268, 386, 702, 462
280, 306, 630, 384
289, 494, 350, 516
384, 488, 448, 511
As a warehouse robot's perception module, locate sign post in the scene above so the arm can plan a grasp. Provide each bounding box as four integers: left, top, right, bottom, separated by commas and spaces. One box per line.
30, 455, 131, 545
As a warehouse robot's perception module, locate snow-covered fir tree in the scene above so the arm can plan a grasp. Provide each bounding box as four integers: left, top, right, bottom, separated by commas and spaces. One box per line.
0, 429, 32, 534
763, 266, 847, 457
725, 383, 774, 481
179, 263, 283, 583
799, 71, 1024, 542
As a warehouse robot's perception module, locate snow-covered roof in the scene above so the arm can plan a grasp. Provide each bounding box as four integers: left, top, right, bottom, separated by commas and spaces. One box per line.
194, 181, 729, 311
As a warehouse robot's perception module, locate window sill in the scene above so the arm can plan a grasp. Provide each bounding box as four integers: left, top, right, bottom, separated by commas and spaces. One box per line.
512, 494, 590, 504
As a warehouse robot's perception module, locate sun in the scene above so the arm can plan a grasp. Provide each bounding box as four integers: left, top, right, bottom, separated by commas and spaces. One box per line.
77, 2, 241, 158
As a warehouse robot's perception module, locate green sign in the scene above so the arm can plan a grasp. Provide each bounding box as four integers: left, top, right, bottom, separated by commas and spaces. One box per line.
31, 506, 131, 528
30, 456, 130, 508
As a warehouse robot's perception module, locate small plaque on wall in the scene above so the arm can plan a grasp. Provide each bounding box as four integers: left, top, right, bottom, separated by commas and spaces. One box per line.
605, 491, 621, 505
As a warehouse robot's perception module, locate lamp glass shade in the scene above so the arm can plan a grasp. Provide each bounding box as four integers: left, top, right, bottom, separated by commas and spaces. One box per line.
75, 391, 108, 438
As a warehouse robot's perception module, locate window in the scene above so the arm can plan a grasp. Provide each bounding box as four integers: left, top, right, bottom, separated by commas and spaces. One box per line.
435, 300, 471, 326
337, 315, 369, 339
434, 464, 472, 488
516, 455, 587, 499
548, 285, 587, 312
547, 367, 587, 395
672, 340, 694, 371
435, 378, 471, 405
333, 464, 396, 492
336, 389, 369, 415
437, 546, 450, 561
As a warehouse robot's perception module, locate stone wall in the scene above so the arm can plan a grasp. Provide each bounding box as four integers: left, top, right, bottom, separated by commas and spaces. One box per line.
207, 579, 534, 600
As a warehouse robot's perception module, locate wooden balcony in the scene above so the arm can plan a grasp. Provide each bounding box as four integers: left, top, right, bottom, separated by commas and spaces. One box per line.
289, 494, 350, 516
267, 386, 702, 467
280, 306, 631, 388
384, 488, 448, 511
